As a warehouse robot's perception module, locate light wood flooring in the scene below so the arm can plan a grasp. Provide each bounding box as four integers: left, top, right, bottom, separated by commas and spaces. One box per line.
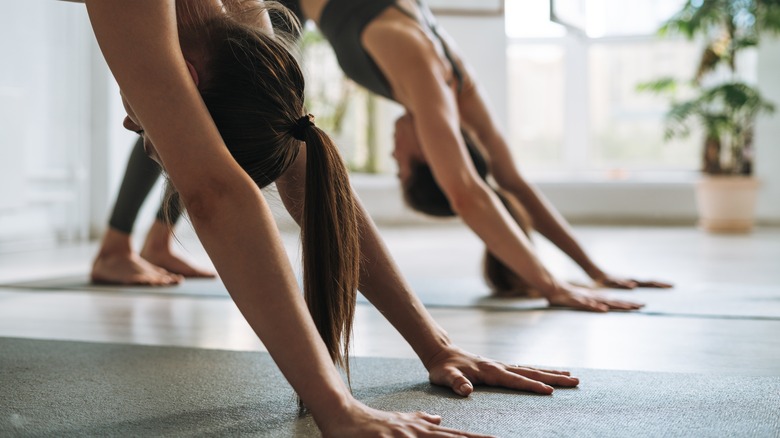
1, 224, 779, 377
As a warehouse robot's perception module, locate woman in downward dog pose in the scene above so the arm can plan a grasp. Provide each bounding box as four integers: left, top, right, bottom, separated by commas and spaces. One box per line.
79, 0, 578, 436
280, 0, 672, 311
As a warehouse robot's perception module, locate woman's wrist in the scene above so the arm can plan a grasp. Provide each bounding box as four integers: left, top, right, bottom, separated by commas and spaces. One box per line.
538, 277, 573, 299
310, 390, 362, 433
416, 330, 455, 371
584, 265, 606, 281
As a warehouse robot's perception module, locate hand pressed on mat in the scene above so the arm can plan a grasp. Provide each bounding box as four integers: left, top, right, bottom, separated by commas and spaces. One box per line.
547, 282, 645, 312
321, 403, 495, 438
425, 345, 579, 397
588, 268, 673, 290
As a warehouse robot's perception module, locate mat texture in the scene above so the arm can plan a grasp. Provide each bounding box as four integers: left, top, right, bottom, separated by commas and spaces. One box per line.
1, 337, 779, 437
4, 275, 780, 320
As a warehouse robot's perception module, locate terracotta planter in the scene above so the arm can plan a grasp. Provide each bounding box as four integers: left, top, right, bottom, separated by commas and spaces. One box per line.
695, 176, 760, 233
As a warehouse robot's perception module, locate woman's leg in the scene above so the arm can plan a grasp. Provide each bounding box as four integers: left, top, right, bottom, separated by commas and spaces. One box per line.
140, 192, 215, 278
91, 138, 183, 285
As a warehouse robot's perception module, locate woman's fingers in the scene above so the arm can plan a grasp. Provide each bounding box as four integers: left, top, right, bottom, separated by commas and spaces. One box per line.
410, 412, 495, 438
419, 425, 494, 438
509, 367, 580, 387
600, 278, 638, 289
600, 297, 644, 310
598, 276, 674, 290
634, 279, 674, 288
414, 411, 442, 425
481, 367, 553, 394
522, 366, 571, 376
433, 366, 474, 397
551, 290, 644, 312
406, 411, 496, 437
577, 297, 609, 312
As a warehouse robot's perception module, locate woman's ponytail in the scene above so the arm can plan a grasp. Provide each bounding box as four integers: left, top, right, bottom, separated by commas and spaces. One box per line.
299, 124, 360, 375
178, 12, 361, 409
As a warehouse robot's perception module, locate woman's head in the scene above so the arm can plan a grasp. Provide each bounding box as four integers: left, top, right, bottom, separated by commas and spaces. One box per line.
393, 114, 489, 217
204, 11, 359, 375
196, 15, 306, 188
120, 4, 360, 379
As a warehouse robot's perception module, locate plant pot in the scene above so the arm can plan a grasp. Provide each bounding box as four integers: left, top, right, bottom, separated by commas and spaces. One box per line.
695, 176, 760, 233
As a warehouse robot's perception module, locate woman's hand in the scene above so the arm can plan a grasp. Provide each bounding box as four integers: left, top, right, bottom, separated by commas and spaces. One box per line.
320, 401, 494, 438
546, 282, 645, 312
589, 270, 674, 290
424, 346, 578, 397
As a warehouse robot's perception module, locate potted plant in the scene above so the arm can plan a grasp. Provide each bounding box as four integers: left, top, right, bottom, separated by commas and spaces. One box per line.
639, 0, 779, 233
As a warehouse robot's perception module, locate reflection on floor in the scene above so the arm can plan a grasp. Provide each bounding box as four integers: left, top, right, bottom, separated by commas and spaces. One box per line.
0, 224, 779, 378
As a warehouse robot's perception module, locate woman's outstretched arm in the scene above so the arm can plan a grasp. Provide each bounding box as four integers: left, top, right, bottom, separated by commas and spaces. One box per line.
363, 24, 644, 311
83, 2, 496, 436
85, 0, 351, 423
277, 149, 579, 397
455, 64, 673, 290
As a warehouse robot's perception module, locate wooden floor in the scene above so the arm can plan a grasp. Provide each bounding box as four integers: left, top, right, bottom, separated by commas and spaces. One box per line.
1, 224, 779, 378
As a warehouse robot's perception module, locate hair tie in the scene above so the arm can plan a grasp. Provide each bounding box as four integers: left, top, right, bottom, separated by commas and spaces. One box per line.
290, 114, 315, 141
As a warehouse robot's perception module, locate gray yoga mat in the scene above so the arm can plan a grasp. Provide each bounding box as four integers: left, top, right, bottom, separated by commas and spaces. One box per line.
0, 276, 232, 299
1, 337, 779, 437
407, 277, 780, 320
3, 275, 780, 319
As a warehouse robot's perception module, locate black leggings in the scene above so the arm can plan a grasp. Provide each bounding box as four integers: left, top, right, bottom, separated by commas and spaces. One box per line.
107, 137, 182, 234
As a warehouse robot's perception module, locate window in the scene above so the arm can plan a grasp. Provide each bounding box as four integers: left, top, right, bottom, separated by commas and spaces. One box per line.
506, 0, 705, 179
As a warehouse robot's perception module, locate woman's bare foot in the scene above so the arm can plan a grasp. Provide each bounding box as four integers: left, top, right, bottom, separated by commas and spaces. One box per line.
92, 252, 183, 286
140, 247, 216, 278
91, 228, 183, 286
140, 220, 216, 278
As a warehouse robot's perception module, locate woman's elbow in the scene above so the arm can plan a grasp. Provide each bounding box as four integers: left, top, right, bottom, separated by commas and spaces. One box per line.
177, 176, 252, 225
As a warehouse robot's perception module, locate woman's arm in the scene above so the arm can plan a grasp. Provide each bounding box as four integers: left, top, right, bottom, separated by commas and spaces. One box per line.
79, 0, 612, 432
456, 68, 672, 290
457, 80, 608, 280
84, 1, 392, 433
276, 149, 579, 396
364, 25, 556, 292
85, 4, 501, 435
362, 25, 647, 311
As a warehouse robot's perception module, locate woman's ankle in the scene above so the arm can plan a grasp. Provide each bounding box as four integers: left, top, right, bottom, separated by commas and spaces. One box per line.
96, 228, 134, 257
142, 220, 175, 254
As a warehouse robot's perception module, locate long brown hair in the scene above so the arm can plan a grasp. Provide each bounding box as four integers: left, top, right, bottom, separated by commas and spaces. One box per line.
402, 129, 489, 217
175, 4, 360, 375
482, 190, 539, 298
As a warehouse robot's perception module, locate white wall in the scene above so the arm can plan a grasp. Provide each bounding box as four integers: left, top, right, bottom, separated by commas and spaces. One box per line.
0, 1, 93, 249
755, 36, 780, 223
437, 14, 508, 131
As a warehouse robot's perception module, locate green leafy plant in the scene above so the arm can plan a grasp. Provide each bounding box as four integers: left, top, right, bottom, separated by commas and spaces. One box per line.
639, 0, 780, 175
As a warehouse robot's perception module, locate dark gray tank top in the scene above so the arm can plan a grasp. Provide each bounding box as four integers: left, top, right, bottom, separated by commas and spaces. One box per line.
282, 0, 464, 101
318, 0, 399, 99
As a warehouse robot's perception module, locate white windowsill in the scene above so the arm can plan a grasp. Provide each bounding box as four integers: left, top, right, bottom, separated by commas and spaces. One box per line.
347, 172, 700, 226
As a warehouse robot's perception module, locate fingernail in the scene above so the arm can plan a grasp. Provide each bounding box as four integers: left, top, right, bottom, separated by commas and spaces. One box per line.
459, 383, 471, 394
